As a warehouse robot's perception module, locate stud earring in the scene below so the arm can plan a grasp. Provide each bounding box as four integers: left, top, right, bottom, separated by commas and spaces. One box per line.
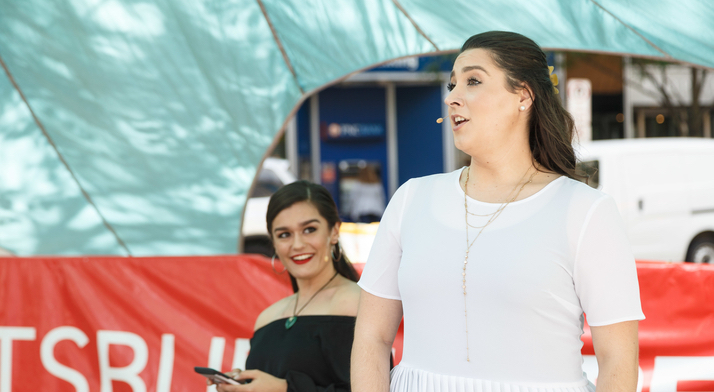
519, 105, 526, 111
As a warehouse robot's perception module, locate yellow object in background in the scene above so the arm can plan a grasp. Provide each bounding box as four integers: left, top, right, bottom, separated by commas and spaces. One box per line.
339, 222, 380, 264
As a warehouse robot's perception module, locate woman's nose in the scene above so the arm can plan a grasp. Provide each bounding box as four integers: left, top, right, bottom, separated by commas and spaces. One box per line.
444, 89, 462, 107
292, 234, 305, 249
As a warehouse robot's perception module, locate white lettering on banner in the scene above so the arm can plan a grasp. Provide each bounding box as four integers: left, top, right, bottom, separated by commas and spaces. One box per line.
232, 339, 251, 370
650, 356, 714, 392
156, 334, 174, 392
207, 337, 225, 369
97, 330, 149, 392
40, 327, 89, 392
0, 327, 36, 392
205, 337, 250, 392
206, 337, 226, 392
19, 327, 714, 392
582, 355, 644, 392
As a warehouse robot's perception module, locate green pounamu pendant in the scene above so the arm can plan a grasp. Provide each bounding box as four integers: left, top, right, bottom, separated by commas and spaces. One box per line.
285, 316, 296, 329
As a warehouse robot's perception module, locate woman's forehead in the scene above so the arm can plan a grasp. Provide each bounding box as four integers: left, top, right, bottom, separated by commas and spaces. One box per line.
274, 201, 323, 223
452, 48, 496, 75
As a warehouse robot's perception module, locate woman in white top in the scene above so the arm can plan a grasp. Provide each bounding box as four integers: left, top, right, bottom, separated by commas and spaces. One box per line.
351, 31, 644, 392
349, 165, 386, 223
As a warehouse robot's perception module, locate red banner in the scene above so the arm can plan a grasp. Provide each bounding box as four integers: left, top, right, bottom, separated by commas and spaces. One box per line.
0, 257, 712, 392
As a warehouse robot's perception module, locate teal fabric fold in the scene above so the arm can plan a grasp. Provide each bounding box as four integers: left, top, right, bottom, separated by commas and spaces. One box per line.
0, 0, 712, 255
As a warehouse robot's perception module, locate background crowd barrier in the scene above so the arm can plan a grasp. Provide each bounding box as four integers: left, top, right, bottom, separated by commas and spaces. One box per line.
1, 256, 712, 392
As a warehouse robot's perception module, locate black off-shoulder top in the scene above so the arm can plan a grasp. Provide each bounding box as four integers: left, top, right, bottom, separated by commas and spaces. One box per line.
245, 315, 356, 392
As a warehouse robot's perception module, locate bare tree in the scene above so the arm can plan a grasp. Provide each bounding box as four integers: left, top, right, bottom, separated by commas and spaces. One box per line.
690, 67, 708, 137
632, 59, 708, 136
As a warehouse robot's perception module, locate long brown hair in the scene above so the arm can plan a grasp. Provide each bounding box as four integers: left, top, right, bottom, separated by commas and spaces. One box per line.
461, 31, 579, 179
266, 180, 359, 292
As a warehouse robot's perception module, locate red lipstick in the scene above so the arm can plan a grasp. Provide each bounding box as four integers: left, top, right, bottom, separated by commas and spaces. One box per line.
291, 254, 314, 265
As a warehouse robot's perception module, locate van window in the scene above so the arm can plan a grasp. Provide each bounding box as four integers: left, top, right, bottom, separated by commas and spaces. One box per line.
576, 160, 599, 189
252, 168, 284, 198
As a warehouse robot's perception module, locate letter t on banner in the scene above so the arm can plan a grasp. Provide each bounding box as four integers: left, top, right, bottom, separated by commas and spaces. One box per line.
97, 331, 148, 392
0, 327, 36, 392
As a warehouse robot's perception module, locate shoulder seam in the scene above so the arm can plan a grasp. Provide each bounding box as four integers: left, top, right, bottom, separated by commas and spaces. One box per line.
396, 179, 412, 230
573, 194, 611, 268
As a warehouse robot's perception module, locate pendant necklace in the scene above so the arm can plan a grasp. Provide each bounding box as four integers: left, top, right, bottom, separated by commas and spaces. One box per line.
285, 271, 339, 329
461, 166, 537, 361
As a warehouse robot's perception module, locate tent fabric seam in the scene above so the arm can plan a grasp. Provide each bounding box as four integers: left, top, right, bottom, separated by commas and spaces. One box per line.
587, 0, 672, 60
255, 0, 305, 94
0, 53, 132, 256
391, 0, 440, 51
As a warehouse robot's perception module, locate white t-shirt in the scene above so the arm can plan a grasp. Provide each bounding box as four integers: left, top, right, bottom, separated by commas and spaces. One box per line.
359, 169, 645, 391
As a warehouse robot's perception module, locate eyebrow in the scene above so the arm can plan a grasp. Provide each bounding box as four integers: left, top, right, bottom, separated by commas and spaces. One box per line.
273, 219, 321, 233
450, 65, 490, 79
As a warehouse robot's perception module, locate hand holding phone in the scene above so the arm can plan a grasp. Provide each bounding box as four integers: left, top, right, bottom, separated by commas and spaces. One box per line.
194, 367, 246, 385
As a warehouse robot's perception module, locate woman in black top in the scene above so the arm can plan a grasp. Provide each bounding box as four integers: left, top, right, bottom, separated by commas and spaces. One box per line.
216, 181, 361, 392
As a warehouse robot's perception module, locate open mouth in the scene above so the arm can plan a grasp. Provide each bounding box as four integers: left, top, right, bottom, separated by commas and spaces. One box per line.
452, 115, 469, 127
291, 254, 314, 265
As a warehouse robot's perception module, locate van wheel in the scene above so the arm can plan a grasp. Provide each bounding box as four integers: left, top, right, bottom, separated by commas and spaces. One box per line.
686, 234, 714, 264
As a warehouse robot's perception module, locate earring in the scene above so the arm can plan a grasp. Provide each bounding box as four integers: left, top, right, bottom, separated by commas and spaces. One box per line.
324, 239, 331, 262
331, 242, 342, 262
519, 105, 526, 111
271, 254, 286, 275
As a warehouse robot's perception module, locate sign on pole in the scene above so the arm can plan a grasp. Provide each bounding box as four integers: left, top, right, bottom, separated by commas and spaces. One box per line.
567, 78, 592, 143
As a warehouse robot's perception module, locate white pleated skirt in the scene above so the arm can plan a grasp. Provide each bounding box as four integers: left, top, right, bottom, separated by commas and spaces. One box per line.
390, 364, 596, 392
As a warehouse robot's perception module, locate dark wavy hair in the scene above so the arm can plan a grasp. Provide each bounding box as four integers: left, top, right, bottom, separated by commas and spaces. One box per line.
266, 180, 359, 292
461, 31, 579, 179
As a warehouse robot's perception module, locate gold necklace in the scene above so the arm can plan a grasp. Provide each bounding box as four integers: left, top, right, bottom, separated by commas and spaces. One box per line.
285, 271, 339, 329
462, 166, 537, 361
465, 168, 531, 220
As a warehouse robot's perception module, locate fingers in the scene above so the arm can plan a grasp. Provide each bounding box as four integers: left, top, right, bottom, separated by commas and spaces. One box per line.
225, 369, 242, 380
216, 383, 244, 392
216, 383, 240, 392
236, 369, 259, 381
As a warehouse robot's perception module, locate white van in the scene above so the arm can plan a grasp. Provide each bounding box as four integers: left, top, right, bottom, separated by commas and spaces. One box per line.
241, 158, 297, 256
575, 138, 714, 263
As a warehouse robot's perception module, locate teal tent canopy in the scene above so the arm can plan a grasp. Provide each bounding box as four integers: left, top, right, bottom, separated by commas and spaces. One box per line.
1, 0, 713, 256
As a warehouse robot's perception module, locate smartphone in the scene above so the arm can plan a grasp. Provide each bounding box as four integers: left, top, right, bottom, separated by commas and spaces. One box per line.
194, 367, 246, 385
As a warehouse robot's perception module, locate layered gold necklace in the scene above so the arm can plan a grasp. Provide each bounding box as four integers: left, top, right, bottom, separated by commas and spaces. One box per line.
461, 166, 537, 361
